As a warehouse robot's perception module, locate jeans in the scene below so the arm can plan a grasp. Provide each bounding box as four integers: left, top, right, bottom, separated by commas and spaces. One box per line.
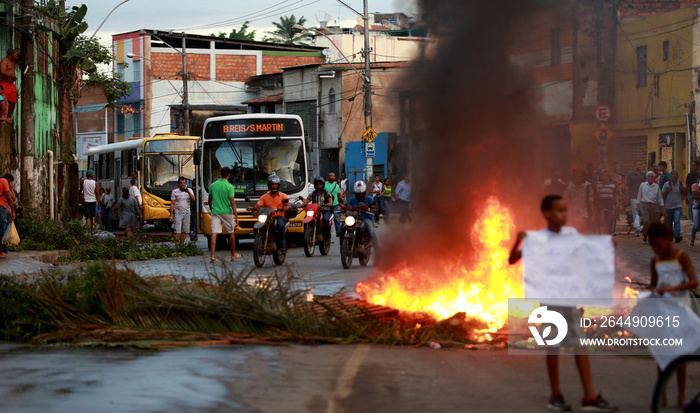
693, 203, 700, 241
381, 197, 391, 223
274, 216, 287, 251
331, 204, 341, 235
360, 216, 376, 240
666, 207, 682, 238
104, 208, 113, 229
190, 209, 197, 236
398, 200, 411, 223
0, 207, 8, 254
630, 198, 642, 232
320, 210, 332, 239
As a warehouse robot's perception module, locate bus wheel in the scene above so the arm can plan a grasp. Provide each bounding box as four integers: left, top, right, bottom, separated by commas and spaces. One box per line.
205, 235, 212, 250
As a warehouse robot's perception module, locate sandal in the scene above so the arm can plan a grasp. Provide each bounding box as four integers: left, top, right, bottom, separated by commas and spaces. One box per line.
691, 240, 695, 247
210, 257, 219, 263
231, 253, 242, 261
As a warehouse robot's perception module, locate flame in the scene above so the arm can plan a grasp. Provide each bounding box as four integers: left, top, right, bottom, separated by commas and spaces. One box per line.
356, 197, 523, 332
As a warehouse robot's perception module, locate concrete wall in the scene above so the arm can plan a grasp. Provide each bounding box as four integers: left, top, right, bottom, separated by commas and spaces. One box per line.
314, 33, 436, 64
613, 7, 693, 175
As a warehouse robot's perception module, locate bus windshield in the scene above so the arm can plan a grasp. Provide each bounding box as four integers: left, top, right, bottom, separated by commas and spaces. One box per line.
203, 139, 305, 196
144, 153, 195, 199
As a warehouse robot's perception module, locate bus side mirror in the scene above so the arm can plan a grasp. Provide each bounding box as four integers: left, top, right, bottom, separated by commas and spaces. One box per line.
193, 148, 201, 166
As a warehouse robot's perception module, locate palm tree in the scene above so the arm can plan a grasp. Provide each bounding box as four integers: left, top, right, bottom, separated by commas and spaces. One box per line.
265, 15, 311, 44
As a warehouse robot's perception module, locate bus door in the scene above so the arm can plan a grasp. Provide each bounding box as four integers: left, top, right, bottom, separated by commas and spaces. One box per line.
115, 158, 121, 194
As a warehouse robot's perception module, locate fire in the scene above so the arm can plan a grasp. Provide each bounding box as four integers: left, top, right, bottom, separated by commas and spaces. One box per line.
356, 197, 523, 332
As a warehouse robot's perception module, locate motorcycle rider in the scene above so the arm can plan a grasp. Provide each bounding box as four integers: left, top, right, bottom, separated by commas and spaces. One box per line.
344, 180, 377, 242
303, 176, 334, 241
255, 174, 291, 253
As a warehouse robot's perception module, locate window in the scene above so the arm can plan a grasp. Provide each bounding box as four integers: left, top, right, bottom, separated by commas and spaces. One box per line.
116, 63, 126, 75
636, 46, 647, 88
116, 113, 125, 135
551, 29, 561, 66
107, 153, 115, 179
328, 88, 336, 113
663, 41, 669, 61
266, 104, 276, 114
133, 60, 141, 82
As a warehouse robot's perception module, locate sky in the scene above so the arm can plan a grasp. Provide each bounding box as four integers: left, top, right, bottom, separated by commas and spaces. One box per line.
77, 0, 417, 48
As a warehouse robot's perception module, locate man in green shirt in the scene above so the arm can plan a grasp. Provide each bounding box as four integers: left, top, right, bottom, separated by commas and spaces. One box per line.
207, 167, 240, 262
325, 172, 344, 236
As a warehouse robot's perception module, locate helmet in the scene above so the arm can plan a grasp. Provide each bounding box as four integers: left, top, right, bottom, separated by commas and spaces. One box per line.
353, 180, 367, 194
268, 174, 281, 192
313, 176, 325, 190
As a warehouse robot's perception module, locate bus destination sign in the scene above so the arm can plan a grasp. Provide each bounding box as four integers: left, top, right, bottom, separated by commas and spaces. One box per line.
205, 118, 302, 139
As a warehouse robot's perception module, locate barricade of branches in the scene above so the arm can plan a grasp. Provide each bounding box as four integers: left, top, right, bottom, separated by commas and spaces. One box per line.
0, 262, 486, 347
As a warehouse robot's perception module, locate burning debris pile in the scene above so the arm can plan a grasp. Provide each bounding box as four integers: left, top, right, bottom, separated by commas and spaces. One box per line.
358, 198, 522, 337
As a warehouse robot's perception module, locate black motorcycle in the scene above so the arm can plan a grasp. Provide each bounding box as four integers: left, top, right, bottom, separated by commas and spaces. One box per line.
340, 211, 376, 269
252, 199, 297, 267
303, 202, 332, 257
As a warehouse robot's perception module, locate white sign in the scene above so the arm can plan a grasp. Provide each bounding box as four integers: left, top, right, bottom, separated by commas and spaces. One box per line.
523, 232, 614, 306
366, 142, 375, 157
629, 293, 700, 370
77, 133, 107, 160
595, 105, 612, 122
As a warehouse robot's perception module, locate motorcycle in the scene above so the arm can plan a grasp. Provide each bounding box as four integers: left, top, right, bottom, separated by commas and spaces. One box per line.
340, 211, 376, 269
252, 199, 297, 267
303, 203, 332, 257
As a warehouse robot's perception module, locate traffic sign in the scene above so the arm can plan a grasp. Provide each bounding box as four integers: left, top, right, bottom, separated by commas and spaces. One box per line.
595, 105, 612, 122
366, 142, 375, 157
363, 127, 378, 143
594, 124, 614, 145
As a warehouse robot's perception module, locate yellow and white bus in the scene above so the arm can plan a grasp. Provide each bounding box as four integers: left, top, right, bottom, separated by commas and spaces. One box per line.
87, 134, 199, 223
195, 114, 308, 241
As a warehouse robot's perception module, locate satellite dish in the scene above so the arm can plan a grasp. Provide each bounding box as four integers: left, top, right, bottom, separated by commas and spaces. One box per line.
322, 48, 332, 56
316, 11, 333, 28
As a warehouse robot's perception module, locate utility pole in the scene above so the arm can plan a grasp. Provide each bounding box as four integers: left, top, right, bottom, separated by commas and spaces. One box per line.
362, 0, 373, 182
20, 0, 35, 213
181, 36, 189, 136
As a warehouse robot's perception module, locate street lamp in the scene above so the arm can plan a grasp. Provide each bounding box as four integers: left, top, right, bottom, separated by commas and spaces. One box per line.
136, 33, 190, 135
89, 0, 131, 40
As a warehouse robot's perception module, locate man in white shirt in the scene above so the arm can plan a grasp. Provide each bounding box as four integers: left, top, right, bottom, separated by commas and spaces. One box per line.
340, 172, 348, 206
82, 170, 100, 232
129, 179, 142, 208
637, 171, 665, 243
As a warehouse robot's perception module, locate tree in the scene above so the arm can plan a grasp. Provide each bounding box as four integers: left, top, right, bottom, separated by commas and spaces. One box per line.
211, 21, 256, 41
264, 15, 312, 44
35, 1, 131, 106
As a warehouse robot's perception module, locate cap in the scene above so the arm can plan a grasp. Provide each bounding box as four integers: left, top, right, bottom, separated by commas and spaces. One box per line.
86, 169, 94, 176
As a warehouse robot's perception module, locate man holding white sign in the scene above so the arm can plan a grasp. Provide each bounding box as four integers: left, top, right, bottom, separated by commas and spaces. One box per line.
509, 195, 617, 412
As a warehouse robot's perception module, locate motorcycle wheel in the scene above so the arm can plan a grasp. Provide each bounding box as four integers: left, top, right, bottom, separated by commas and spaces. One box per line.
303, 225, 316, 257
340, 237, 353, 269
273, 244, 286, 265
253, 231, 266, 267
319, 237, 330, 256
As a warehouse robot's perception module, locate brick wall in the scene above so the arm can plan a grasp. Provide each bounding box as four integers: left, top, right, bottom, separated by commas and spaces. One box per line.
261, 55, 324, 74
619, 0, 698, 18
216, 55, 257, 81
151, 52, 210, 80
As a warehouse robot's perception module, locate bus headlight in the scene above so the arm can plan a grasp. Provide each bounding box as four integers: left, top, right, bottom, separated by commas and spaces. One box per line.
258, 215, 268, 223
345, 216, 356, 226
306, 210, 314, 217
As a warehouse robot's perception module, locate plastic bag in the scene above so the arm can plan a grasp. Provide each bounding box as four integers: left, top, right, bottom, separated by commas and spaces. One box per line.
633, 214, 641, 230
2, 221, 20, 246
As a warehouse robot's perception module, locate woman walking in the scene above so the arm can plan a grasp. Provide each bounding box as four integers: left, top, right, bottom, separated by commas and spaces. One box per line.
114, 187, 141, 240
381, 178, 393, 224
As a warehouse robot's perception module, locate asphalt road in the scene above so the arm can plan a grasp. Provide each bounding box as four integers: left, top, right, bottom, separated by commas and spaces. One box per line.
0, 219, 693, 412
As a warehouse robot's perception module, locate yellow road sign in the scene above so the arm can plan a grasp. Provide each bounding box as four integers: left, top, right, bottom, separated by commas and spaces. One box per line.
594, 124, 614, 145
363, 127, 378, 143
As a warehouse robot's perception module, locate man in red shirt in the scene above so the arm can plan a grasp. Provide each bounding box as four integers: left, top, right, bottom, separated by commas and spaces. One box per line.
255, 175, 291, 253
0, 173, 16, 258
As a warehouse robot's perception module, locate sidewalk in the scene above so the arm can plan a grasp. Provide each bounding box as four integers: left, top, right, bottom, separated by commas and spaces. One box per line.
0, 250, 74, 276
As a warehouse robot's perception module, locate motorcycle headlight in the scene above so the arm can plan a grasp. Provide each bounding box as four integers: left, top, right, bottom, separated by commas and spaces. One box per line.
345, 216, 356, 226
306, 210, 314, 217
258, 215, 268, 223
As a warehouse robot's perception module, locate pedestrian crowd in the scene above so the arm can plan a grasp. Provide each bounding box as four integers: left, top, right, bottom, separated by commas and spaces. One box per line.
547, 160, 700, 245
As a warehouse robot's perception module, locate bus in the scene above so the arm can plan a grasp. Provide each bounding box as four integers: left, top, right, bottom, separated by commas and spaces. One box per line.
87, 134, 199, 223
195, 114, 308, 241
